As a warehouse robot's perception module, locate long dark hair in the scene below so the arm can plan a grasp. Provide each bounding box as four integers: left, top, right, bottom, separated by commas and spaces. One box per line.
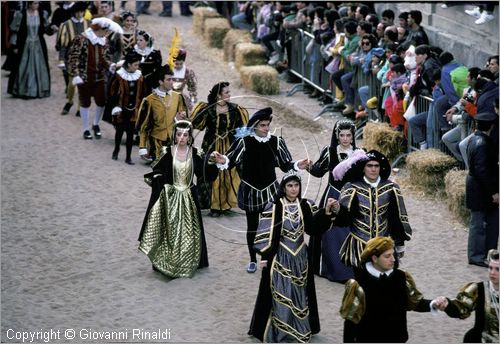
329, 119, 357, 170
207, 81, 230, 105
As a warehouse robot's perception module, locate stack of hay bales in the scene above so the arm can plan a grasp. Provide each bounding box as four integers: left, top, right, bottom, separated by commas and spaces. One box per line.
240, 66, 280, 95
192, 7, 220, 35
405, 149, 457, 194
234, 43, 267, 69
444, 169, 470, 225
204, 18, 231, 48
223, 29, 252, 62
362, 122, 405, 161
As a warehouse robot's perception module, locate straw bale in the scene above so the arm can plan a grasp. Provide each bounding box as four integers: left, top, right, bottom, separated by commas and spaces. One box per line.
362, 122, 405, 161
444, 169, 470, 225
203, 18, 231, 49
192, 7, 220, 35
405, 149, 457, 194
240, 66, 280, 95
234, 43, 267, 70
223, 30, 252, 62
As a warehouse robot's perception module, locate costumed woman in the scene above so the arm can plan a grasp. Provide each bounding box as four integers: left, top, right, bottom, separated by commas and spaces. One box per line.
167, 29, 198, 111
119, 11, 137, 59
248, 171, 339, 342
307, 119, 358, 283
138, 121, 218, 278
7, 1, 55, 99
109, 50, 146, 165
134, 30, 162, 95
190, 81, 249, 216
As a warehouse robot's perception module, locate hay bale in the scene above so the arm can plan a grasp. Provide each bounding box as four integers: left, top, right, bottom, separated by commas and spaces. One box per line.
362, 122, 405, 161
234, 43, 267, 70
223, 29, 252, 62
405, 149, 458, 194
192, 7, 220, 35
240, 66, 280, 95
444, 169, 470, 225
203, 18, 231, 48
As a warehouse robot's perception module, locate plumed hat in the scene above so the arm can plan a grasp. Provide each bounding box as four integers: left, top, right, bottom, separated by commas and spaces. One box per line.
247, 107, 273, 128
70, 1, 88, 14
174, 48, 187, 61
91, 17, 124, 34
332, 149, 391, 182
360, 236, 395, 262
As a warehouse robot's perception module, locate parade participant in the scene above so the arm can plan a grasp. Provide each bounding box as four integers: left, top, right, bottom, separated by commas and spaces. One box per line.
211, 108, 311, 273
248, 171, 339, 343
136, 65, 187, 162
134, 30, 162, 95
436, 249, 499, 343
340, 236, 440, 342
138, 121, 218, 278
171, 48, 198, 111
119, 11, 137, 58
7, 1, 55, 99
55, 1, 89, 115
307, 119, 358, 283
190, 81, 249, 216
109, 51, 146, 165
68, 17, 122, 140
332, 149, 412, 268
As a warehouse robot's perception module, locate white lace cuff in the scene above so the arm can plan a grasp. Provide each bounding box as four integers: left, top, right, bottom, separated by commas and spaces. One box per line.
112, 107, 122, 115
216, 155, 229, 170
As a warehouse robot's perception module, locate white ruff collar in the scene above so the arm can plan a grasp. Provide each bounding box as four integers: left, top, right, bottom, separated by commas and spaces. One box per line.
71, 17, 84, 23
84, 28, 106, 46
117, 68, 142, 81
173, 66, 186, 79
363, 176, 381, 188
251, 132, 271, 143
134, 44, 153, 56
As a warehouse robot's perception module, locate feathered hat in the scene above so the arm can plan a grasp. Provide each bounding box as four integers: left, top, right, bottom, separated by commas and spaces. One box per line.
167, 28, 182, 69
91, 17, 124, 34
247, 107, 273, 128
332, 149, 391, 183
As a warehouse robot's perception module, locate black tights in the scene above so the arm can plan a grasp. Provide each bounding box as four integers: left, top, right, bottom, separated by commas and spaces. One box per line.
246, 211, 260, 263
113, 122, 134, 161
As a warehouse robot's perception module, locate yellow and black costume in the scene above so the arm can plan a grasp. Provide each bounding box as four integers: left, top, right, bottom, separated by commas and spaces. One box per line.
138, 144, 218, 278
190, 100, 249, 211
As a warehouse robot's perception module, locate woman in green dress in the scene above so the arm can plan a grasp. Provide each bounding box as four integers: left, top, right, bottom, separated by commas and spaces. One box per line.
138, 120, 218, 278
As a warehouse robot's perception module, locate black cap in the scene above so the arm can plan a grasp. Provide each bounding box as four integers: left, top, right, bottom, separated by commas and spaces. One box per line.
475, 112, 497, 122
247, 107, 273, 128
364, 150, 391, 180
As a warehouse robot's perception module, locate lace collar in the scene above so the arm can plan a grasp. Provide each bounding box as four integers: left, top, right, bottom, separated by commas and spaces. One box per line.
251, 132, 271, 143
117, 68, 142, 81
363, 176, 381, 188
71, 17, 84, 23
84, 28, 106, 46
134, 44, 153, 56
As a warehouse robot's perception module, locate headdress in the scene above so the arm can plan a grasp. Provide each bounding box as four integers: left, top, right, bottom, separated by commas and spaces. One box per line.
137, 30, 153, 48
175, 48, 187, 61
276, 170, 302, 201
247, 107, 273, 129
360, 236, 395, 262
91, 17, 124, 34
172, 120, 194, 145
329, 119, 357, 169
167, 28, 182, 70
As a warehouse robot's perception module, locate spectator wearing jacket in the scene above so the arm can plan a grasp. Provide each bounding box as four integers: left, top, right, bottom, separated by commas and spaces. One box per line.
404, 10, 429, 47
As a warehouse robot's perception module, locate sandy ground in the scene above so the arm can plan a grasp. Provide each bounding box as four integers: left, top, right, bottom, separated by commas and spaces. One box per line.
1, 2, 487, 343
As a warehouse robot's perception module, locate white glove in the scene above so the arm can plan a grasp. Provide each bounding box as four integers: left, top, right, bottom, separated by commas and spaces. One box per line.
72, 76, 84, 85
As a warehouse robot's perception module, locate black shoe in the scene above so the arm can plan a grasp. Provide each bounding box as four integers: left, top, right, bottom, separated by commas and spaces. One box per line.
208, 211, 221, 218
159, 11, 171, 17
112, 151, 118, 160
125, 159, 135, 165
83, 130, 93, 140
75, 110, 80, 117
469, 260, 488, 268
61, 102, 72, 115
92, 125, 101, 139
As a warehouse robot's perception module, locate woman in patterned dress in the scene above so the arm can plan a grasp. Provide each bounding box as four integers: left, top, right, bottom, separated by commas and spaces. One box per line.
248, 172, 338, 342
